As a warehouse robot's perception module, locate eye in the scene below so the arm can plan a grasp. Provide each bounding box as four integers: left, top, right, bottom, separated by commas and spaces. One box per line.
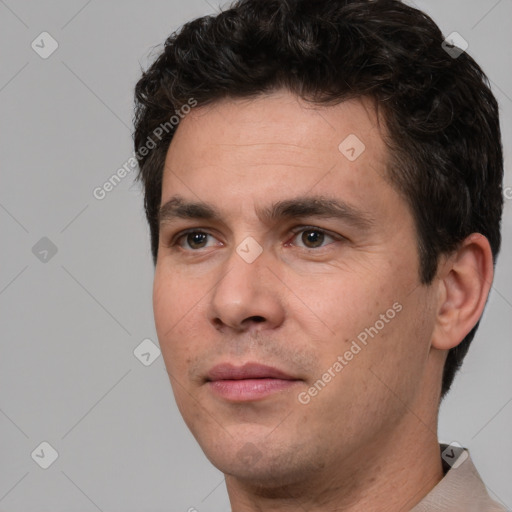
174, 230, 220, 250
170, 226, 343, 252
288, 226, 341, 250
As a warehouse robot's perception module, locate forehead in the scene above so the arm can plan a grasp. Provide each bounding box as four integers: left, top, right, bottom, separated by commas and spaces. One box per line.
167, 91, 387, 164
161, 91, 395, 221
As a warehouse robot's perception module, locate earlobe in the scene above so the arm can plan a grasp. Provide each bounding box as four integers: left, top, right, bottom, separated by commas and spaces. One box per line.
431, 233, 494, 351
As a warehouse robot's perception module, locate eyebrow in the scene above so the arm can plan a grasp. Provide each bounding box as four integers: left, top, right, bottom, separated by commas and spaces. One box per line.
158, 195, 376, 231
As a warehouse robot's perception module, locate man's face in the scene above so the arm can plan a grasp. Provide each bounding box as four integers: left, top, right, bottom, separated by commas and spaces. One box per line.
153, 91, 440, 486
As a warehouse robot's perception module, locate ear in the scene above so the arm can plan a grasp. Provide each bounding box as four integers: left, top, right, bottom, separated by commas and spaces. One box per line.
431, 233, 494, 351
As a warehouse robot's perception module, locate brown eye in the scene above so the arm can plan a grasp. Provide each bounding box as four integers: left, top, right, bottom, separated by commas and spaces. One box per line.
186, 232, 209, 249
289, 227, 339, 250
174, 230, 216, 250
301, 229, 325, 248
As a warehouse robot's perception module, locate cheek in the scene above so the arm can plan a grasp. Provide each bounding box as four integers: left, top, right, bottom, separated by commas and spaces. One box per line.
153, 265, 197, 333
153, 269, 199, 373
286, 265, 389, 345
298, 261, 425, 387
299, 303, 428, 440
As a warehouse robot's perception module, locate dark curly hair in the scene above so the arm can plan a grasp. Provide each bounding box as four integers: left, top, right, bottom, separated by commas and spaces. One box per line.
133, 0, 504, 398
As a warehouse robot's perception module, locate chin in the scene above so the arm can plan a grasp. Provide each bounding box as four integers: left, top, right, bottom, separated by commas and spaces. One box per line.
199, 435, 324, 489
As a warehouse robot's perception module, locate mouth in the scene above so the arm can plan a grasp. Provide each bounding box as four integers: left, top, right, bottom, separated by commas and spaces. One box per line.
205, 362, 301, 401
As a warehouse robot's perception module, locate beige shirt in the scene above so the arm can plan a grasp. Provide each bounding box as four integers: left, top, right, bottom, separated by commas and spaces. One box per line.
411, 444, 508, 511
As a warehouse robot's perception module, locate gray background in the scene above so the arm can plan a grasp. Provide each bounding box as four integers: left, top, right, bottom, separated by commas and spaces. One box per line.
0, 0, 511, 511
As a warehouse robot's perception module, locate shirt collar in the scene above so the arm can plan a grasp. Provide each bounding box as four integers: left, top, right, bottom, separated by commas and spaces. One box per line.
410, 444, 507, 511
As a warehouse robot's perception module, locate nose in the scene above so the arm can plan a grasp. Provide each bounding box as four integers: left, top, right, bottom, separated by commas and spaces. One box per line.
208, 242, 286, 333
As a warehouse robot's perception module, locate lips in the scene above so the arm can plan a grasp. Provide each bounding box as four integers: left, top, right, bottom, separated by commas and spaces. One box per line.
206, 362, 296, 382
205, 362, 300, 401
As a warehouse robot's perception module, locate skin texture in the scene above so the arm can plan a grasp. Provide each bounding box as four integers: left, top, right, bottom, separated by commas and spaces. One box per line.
152, 90, 493, 511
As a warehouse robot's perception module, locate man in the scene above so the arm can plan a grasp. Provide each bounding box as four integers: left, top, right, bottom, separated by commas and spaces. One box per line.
133, 0, 506, 510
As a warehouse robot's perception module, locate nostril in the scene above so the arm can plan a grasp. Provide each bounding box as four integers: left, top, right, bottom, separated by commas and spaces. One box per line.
212, 318, 224, 329
211, 315, 267, 331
